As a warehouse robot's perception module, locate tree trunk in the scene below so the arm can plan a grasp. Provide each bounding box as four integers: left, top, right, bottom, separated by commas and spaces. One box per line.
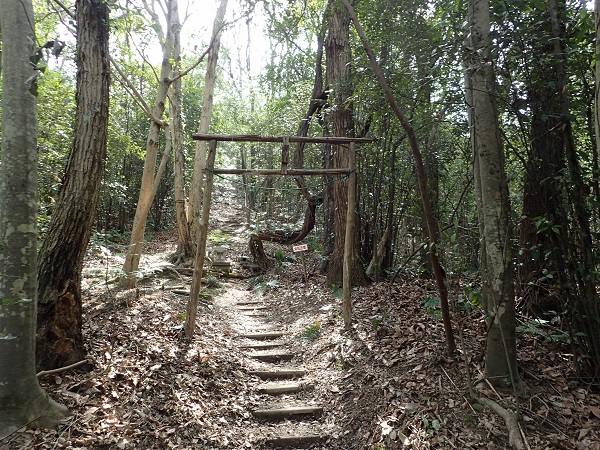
188, 0, 228, 241
0, 0, 69, 435
517, 1, 569, 314
121, 0, 177, 287
170, 12, 194, 262
341, 0, 455, 353
325, 0, 366, 286
36, 0, 110, 371
249, 196, 320, 268
382, 139, 399, 271
366, 225, 391, 280
596, 0, 600, 192
321, 139, 335, 271
549, 0, 600, 382
419, 122, 441, 275
466, 0, 521, 389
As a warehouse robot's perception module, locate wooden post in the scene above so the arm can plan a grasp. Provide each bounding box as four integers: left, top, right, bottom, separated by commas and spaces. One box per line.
342, 142, 356, 328
300, 251, 308, 282
281, 136, 289, 174
185, 140, 217, 338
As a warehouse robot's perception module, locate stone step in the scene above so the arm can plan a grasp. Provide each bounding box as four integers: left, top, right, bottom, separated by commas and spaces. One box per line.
257, 381, 311, 395
264, 434, 328, 448
239, 341, 286, 350
239, 332, 285, 340
243, 312, 267, 318
252, 406, 323, 420
248, 369, 307, 379
248, 352, 295, 363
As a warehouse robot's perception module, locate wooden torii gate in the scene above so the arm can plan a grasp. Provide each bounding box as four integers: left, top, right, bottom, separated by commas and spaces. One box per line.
184, 133, 375, 338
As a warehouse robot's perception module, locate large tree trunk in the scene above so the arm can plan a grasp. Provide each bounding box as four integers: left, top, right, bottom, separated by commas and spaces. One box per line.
121, 0, 177, 287
517, 1, 569, 314
325, 0, 366, 286
466, 0, 520, 389
549, 0, 600, 382
0, 0, 69, 435
188, 0, 228, 241
36, 0, 110, 371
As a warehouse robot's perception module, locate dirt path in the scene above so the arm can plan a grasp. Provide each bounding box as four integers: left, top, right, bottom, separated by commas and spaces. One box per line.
214, 280, 334, 448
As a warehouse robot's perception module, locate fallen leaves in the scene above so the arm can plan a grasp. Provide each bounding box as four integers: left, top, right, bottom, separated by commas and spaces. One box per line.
2, 212, 600, 449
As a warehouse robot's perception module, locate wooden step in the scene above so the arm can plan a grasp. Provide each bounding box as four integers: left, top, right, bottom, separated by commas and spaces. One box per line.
236, 301, 263, 306
252, 406, 323, 420
239, 341, 285, 350
264, 434, 328, 448
248, 369, 307, 379
238, 305, 269, 311
257, 381, 310, 395
243, 312, 267, 317
239, 332, 285, 340
248, 352, 294, 363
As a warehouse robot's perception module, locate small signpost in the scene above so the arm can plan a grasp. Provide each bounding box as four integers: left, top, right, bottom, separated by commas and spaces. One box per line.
293, 244, 309, 282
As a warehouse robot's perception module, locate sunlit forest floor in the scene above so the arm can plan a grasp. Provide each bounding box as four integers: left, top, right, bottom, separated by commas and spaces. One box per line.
2, 201, 600, 449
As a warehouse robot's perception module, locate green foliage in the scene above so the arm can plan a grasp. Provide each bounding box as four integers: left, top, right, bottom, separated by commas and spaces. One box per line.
249, 276, 279, 297
422, 417, 442, 433
470, 402, 485, 412
421, 296, 441, 319
456, 282, 483, 312
331, 284, 343, 300
208, 229, 231, 244
516, 318, 571, 343
37, 70, 76, 221
371, 310, 391, 331
204, 275, 220, 288
532, 216, 562, 235
91, 229, 128, 247
370, 444, 388, 450
302, 320, 320, 342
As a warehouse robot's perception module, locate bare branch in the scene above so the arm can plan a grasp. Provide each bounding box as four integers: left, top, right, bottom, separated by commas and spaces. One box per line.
110, 55, 167, 127
37, 359, 88, 377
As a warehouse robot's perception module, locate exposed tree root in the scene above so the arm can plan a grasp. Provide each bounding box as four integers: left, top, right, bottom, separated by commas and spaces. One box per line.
474, 395, 527, 449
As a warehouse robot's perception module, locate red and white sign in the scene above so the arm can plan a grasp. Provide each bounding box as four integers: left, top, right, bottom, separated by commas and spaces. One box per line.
292, 244, 308, 252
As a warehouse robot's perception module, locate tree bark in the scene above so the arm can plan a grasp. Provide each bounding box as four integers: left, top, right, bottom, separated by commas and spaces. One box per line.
596, 0, 600, 186
185, 140, 217, 338
466, 0, 520, 388
549, 0, 600, 381
0, 0, 69, 435
517, 1, 569, 313
325, 0, 366, 286
121, 0, 177, 287
36, 0, 110, 371
170, 10, 194, 262
188, 0, 228, 241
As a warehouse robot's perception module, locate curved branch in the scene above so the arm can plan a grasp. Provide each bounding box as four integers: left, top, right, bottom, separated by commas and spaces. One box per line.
249, 197, 321, 268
